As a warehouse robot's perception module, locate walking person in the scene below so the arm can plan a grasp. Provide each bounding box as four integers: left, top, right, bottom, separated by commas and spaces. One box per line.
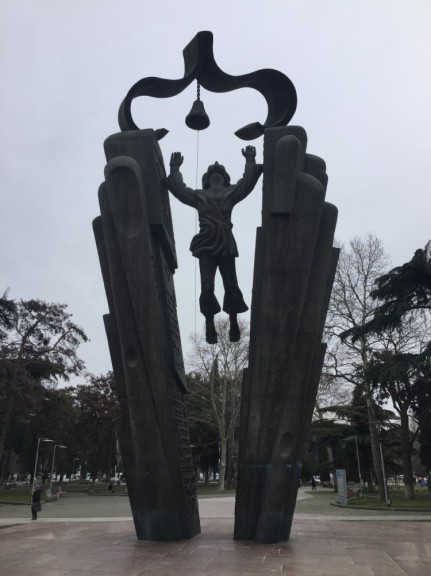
31, 484, 42, 520
311, 476, 317, 491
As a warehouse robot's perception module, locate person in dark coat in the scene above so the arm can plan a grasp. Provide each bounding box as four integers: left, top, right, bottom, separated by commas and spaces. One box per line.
31, 484, 42, 520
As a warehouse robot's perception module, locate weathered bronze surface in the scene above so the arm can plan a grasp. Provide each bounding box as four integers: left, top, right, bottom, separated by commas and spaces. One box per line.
234, 126, 338, 543
93, 130, 200, 541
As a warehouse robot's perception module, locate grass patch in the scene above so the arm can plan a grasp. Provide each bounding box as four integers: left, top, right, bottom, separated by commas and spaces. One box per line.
0, 482, 235, 503
0, 488, 31, 504
0, 482, 95, 503
348, 488, 431, 509
66, 482, 113, 493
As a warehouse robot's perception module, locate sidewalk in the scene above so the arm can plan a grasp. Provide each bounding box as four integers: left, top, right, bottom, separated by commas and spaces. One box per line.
1, 491, 430, 575
1, 516, 430, 575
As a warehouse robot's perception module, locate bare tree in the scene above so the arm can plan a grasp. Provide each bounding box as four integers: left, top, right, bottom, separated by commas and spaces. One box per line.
315, 340, 352, 419
187, 317, 249, 490
325, 234, 391, 500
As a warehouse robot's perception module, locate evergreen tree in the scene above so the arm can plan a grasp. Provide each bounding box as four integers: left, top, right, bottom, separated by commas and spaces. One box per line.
0, 296, 88, 480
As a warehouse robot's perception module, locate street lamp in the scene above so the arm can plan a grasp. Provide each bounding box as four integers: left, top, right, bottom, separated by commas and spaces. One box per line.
345, 436, 363, 493
49, 445, 68, 494
373, 422, 390, 506
32, 437, 53, 496
378, 436, 390, 506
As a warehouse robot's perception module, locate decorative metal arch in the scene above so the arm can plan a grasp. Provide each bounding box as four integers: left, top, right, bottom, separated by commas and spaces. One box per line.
118, 31, 297, 141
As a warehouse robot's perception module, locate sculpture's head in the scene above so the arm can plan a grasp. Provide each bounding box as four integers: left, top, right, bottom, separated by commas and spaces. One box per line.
202, 162, 230, 189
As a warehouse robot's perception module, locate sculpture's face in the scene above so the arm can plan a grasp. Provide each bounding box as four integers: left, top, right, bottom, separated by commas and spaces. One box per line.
209, 172, 226, 188
202, 163, 230, 189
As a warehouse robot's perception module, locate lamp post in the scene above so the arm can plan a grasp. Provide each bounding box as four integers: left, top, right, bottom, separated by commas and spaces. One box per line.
345, 435, 362, 493
373, 422, 390, 506
378, 437, 390, 506
49, 445, 68, 494
31, 437, 53, 496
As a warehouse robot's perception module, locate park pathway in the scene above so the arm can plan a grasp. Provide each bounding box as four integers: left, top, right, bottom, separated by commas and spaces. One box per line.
2, 487, 431, 525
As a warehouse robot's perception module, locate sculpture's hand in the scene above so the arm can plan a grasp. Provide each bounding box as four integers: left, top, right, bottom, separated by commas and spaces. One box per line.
242, 145, 256, 159
170, 152, 184, 168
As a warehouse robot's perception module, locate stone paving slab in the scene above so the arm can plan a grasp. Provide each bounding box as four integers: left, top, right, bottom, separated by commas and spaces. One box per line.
1, 517, 430, 575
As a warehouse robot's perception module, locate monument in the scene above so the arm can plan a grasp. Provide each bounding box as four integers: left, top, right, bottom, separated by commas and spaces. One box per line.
93, 31, 338, 543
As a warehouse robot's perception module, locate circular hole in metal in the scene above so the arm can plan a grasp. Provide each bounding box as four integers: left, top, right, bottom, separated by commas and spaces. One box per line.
124, 347, 138, 367
278, 432, 295, 460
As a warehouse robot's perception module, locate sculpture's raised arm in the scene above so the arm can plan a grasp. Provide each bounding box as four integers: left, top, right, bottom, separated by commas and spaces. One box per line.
232, 146, 263, 204
166, 152, 197, 207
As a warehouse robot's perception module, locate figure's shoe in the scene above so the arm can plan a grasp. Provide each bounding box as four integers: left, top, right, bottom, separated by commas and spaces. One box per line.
229, 315, 240, 342
205, 317, 218, 344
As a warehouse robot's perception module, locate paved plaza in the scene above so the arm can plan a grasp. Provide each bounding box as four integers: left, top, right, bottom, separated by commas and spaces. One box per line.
1, 490, 430, 575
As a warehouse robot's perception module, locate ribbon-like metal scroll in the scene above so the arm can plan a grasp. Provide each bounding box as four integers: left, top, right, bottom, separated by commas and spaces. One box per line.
118, 31, 297, 141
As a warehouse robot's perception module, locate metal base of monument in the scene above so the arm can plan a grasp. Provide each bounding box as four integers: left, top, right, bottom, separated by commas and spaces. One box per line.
94, 129, 200, 541
234, 126, 339, 543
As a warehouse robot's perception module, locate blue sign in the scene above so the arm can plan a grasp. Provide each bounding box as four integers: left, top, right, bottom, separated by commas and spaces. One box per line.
336, 469, 347, 506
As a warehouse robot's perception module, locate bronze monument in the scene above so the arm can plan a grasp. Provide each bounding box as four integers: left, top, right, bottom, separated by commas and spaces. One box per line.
94, 31, 338, 544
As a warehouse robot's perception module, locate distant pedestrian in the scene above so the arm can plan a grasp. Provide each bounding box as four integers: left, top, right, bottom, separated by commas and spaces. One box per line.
311, 476, 317, 490
31, 484, 42, 520
107, 481, 114, 494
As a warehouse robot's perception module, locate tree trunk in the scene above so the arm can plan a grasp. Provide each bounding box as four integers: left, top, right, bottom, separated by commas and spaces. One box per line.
399, 409, 415, 499
366, 397, 386, 501
217, 373, 227, 492
0, 448, 12, 483
362, 341, 386, 502
193, 458, 200, 483
225, 416, 236, 489
218, 435, 226, 491
0, 398, 13, 480
225, 440, 233, 490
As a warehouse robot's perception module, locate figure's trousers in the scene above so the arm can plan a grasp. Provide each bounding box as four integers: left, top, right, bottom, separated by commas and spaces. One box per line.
198, 255, 248, 317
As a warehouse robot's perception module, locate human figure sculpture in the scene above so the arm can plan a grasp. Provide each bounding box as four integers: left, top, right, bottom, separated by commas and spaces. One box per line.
167, 146, 263, 344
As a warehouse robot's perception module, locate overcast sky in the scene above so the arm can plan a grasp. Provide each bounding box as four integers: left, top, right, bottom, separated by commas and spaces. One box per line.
2, 0, 430, 381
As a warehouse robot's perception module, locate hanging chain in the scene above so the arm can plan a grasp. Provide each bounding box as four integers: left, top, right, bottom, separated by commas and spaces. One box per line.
193, 93, 200, 335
